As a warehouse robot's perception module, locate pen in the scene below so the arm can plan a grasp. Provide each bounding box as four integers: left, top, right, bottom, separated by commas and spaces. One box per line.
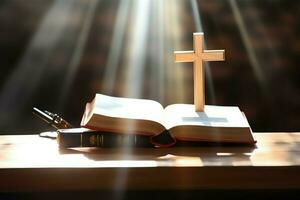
32, 107, 73, 129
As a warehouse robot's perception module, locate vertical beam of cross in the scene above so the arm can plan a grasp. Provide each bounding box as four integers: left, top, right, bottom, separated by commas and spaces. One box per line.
174, 32, 225, 112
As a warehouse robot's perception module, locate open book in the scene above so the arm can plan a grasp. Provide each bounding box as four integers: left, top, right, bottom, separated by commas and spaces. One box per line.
80, 94, 256, 146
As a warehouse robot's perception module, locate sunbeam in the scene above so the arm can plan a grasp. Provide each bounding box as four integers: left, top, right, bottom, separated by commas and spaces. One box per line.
107, 1, 152, 198
148, 0, 165, 103
122, 0, 151, 98
164, 0, 187, 104
102, 0, 131, 95
57, 0, 99, 111
0, 0, 83, 122
229, 0, 269, 96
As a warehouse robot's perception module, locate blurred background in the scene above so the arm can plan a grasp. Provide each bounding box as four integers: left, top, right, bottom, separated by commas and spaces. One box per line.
0, 0, 299, 134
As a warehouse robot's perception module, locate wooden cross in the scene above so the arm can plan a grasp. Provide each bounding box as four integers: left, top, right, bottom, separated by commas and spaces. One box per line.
174, 32, 225, 112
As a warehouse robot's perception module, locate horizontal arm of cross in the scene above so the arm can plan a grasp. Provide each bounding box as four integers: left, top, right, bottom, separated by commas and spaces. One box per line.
202, 50, 225, 61
174, 51, 196, 62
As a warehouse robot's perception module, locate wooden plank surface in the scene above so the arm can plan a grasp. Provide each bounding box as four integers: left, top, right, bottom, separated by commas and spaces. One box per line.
0, 132, 300, 191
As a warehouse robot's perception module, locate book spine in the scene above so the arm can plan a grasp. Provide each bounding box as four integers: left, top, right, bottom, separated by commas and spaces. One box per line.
57, 130, 153, 148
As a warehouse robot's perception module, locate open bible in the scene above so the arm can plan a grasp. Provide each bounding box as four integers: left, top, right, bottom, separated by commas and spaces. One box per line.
79, 94, 255, 147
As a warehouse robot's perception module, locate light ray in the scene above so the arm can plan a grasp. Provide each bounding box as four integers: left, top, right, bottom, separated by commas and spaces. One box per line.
148, 0, 165, 103
122, 0, 151, 98
57, 0, 99, 111
229, 0, 269, 95
111, 1, 152, 198
0, 0, 79, 122
164, 0, 187, 104
245, 1, 278, 79
156, 0, 165, 104
102, 0, 131, 94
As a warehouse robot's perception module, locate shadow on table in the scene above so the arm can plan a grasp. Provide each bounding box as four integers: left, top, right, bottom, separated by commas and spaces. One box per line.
58, 142, 256, 166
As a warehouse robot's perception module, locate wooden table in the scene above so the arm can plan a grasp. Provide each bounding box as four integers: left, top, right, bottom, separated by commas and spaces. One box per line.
0, 132, 300, 192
